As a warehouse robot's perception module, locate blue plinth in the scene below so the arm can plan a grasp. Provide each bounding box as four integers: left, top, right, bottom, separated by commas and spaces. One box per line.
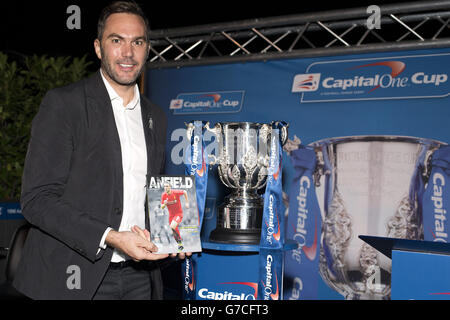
359, 235, 450, 300
191, 240, 298, 300
201, 239, 298, 252
392, 250, 450, 300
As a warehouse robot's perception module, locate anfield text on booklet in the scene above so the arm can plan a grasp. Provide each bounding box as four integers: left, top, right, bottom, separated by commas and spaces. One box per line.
147, 175, 202, 254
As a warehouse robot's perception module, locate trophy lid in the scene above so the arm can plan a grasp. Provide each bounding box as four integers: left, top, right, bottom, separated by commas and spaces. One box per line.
309, 135, 447, 148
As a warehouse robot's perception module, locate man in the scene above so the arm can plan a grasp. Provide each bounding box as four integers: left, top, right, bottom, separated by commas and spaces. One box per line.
160, 183, 189, 251
14, 1, 179, 300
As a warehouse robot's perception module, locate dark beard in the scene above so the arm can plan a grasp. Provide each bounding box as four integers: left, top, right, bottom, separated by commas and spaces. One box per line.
100, 45, 146, 86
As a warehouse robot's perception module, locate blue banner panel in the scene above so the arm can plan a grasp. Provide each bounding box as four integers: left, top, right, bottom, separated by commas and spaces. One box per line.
295, 53, 450, 102
193, 252, 259, 300
0, 202, 23, 220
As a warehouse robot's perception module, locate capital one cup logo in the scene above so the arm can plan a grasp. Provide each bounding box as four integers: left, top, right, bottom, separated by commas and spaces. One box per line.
261, 254, 280, 300
189, 133, 206, 177
184, 258, 195, 293
265, 136, 282, 245
290, 175, 318, 263
198, 282, 258, 300
169, 91, 244, 114
292, 55, 450, 102
429, 172, 447, 242
265, 194, 281, 245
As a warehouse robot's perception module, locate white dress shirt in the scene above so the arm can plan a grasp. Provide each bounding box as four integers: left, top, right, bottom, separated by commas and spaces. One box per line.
99, 70, 148, 262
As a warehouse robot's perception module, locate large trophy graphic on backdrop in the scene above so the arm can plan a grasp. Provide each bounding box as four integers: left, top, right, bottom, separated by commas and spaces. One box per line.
204, 121, 288, 244
309, 136, 445, 299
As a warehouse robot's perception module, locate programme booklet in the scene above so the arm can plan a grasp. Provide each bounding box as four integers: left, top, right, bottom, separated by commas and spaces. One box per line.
146, 175, 202, 254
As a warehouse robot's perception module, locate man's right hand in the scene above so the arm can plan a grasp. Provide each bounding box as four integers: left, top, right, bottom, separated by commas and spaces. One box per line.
105, 229, 168, 261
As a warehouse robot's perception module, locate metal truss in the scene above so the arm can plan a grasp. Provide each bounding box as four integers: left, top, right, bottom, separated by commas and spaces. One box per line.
147, 1, 450, 68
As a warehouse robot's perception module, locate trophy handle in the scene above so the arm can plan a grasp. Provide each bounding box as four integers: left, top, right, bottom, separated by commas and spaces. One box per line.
422, 147, 438, 182
271, 121, 289, 146
204, 121, 219, 135
313, 148, 325, 188
185, 121, 195, 140
205, 122, 222, 166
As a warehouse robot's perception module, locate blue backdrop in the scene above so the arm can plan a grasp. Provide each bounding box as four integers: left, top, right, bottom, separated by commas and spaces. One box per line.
145, 47, 450, 299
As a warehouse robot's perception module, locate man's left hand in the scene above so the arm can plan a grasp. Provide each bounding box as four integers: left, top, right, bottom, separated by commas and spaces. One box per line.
131, 225, 192, 260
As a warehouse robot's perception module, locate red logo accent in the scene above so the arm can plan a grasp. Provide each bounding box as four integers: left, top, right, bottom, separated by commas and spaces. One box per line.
429, 227, 437, 239
259, 271, 280, 300
189, 264, 195, 291
273, 212, 281, 242
273, 158, 282, 181
221, 282, 258, 299
351, 60, 406, 92
196, 155, 207, 177
430, 292, 450, 295
203, 94, 221, 103
302, 215, 318, 261
298, 75, 317, 90
270, 272, 279, 300
266, 208, 281, 242
294, 74, 321, 91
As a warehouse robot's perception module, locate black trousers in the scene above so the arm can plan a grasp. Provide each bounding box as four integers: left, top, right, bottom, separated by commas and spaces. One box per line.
92, 261, 163, 300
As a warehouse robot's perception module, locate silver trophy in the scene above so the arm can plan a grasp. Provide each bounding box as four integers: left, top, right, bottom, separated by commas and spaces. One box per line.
309, 135, 445, 299
206, 121, 288, 244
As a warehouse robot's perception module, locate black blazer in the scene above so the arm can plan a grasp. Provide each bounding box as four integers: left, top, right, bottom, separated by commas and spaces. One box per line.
13, 70, 167, 299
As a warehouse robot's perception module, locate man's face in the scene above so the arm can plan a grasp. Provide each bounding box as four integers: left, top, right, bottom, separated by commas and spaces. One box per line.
164, 184, 171, 194
94, 13, 149, 86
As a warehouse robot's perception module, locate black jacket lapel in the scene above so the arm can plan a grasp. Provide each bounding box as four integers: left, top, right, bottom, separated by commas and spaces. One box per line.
83, 70, 123, 209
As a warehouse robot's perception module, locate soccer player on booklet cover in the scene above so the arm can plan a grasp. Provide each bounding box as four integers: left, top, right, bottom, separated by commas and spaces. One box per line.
160, 182, 189, 251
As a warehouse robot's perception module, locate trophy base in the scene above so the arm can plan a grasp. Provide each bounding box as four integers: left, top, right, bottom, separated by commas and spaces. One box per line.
209, 227, 261, 245
209, 191, 263, 245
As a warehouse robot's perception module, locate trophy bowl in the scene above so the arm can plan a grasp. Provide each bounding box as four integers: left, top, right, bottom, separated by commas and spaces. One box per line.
309, 135, 445, 299
207, 121, 287, 244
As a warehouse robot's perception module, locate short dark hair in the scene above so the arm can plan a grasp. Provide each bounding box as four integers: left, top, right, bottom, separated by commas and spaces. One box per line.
97, 1, 150, 41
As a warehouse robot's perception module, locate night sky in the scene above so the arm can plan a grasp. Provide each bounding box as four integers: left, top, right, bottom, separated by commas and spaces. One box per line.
2, 0, 415, 64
